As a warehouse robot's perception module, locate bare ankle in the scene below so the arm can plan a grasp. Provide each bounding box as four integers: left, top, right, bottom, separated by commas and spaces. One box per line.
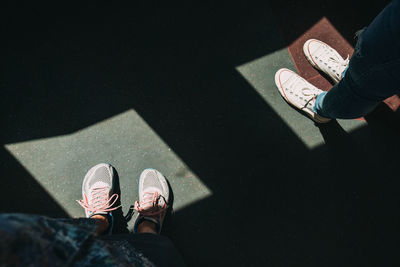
136, 220, 158, 234
91, 214, 109, 235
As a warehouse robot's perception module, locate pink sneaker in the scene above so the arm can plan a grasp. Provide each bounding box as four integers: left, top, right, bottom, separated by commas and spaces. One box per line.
77, 163, 121, 233
133, 169, 170, 234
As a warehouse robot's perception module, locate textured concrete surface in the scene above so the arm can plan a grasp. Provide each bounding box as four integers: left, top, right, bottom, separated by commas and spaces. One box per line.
5, 109, 211, 229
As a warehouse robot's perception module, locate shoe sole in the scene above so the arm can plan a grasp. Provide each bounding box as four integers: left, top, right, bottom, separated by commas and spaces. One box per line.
274, 68, 331, 124
303, 39, 340, 84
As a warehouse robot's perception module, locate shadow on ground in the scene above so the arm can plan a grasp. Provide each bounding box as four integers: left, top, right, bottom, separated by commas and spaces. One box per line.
1, 1, 398, 266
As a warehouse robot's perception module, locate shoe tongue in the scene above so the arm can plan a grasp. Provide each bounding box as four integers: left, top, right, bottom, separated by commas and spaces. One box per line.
91, 181, 109, 189
88, 181, 110, 205
143, 186, 161, 195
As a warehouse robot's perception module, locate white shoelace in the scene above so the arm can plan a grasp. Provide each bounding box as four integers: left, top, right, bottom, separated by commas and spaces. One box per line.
328, 55, 349, 75
283, 75, 319, 109
301, 88, 319, 109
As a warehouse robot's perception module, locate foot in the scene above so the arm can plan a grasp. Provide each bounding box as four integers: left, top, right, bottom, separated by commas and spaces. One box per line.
133, 169, 170, 234
275, 68, 331, 123
303, 39, 349, 84
77, 163, 120, 234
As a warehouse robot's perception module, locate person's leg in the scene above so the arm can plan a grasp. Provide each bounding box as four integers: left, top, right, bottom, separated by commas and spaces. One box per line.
313, 66, 382, 119
92, 214, 110, 235
129, 168, 185, 266
101, 169, 185, 266
136, 219, 158, 234
0, 213, 158, 266
125, 233, 185, 267
314, 0, 400, 119
100, 231, 186, 267
0, 213, 99, 265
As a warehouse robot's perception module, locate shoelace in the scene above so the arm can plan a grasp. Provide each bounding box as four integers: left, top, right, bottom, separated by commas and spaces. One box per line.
301, 88, 318, 109
328, 55, 349, 73
77, 186, 120, 215
281, 72, 321, 110
134, 191, 168, 217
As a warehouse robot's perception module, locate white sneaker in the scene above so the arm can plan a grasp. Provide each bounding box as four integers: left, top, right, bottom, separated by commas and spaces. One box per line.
303, 39, 349, 84
275, 68, 331, 123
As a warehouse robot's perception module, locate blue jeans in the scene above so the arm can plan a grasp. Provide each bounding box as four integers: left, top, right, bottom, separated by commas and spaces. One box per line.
314, 0, 400, 119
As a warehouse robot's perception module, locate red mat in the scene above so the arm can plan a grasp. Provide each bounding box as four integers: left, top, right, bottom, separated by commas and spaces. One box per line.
287, 17, 399, 112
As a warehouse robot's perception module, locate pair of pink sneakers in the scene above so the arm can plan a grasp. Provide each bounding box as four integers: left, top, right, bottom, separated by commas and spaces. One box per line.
77, 163, 169, 234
